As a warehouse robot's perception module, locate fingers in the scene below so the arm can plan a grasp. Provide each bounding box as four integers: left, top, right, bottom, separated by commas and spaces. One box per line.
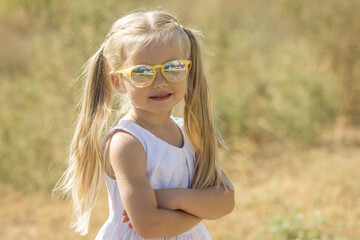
122, 210, 129, 223
122, 215, 130, 223
121, 209, 133, 228
122, 216, 133, 228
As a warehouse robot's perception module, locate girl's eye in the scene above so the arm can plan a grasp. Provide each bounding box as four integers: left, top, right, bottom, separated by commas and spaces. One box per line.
164, 61, 186, 71
131, 66, 154, 85
132, 66, 153, 75
163, 61, 187, 82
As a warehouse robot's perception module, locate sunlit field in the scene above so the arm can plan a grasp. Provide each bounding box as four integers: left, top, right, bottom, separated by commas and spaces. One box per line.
1, 134, 359, 239
1, 0, 359, 239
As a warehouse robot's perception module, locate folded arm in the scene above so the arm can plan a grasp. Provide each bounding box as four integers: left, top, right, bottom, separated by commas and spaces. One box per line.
155, 172, 235, 220
108, 131, 202, 239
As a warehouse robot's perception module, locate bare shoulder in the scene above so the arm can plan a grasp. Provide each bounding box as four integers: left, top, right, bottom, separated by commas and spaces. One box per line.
108, 130, 146, 177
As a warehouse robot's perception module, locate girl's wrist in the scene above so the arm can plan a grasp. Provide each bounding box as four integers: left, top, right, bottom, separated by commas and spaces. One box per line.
154, 188, 186, 210
172, 188, 185, 210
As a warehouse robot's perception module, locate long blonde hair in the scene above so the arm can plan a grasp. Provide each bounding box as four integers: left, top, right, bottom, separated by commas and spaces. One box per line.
54, 10, 231, 235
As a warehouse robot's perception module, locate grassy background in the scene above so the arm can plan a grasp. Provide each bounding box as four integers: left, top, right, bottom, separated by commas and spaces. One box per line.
0, 0, 359, 239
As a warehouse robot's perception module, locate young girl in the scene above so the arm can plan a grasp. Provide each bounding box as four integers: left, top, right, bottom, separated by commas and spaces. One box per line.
55, 10, 234, 239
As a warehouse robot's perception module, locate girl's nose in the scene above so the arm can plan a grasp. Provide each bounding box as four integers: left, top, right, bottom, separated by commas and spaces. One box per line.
152, 69, 168, 88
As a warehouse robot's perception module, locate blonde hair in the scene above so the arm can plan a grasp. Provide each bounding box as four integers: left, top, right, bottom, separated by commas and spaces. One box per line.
54, 10, 231, 235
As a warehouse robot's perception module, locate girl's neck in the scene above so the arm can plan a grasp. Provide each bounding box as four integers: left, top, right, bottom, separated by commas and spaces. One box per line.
126, 108, 173, 130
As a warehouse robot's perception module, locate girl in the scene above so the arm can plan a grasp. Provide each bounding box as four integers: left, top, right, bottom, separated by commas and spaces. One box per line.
55, 10, 235, 239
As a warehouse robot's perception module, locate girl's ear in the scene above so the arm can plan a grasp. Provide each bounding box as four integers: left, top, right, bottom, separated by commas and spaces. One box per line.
109, 71, 125, 94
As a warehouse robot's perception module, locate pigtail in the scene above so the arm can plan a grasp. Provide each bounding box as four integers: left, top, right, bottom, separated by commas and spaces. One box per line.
183, 28, 230, 190
54, 43, 113, 235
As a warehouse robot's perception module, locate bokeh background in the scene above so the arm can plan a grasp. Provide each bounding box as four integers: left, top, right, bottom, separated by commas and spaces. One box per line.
0, 0, 359, 239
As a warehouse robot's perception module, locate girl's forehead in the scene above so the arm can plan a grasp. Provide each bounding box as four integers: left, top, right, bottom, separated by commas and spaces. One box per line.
128, 40, 185, 66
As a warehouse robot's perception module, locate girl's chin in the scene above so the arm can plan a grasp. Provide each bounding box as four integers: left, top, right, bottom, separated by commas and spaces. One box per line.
132, 106, 173, 115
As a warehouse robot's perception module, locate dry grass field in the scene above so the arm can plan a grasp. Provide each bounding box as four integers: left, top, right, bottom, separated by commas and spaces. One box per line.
1, 127, 359, 240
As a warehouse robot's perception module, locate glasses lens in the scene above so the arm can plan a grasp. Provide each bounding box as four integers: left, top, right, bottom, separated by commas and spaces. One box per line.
131, 66, 154, 86
163, 61, 187, 82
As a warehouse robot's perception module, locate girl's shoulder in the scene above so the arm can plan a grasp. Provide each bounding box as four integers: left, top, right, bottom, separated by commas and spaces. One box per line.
105, 127, 148, 187
107, 129, 146, 162
104, 119, 146, 147
102, 119, 148, 157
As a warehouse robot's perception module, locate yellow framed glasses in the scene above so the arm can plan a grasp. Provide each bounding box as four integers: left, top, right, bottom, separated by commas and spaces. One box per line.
116, 59, 191, 88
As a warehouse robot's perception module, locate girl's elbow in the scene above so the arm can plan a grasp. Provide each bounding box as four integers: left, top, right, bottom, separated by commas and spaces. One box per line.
226, 199, 235, 216
206, 195, 235, 220
216, 189, 235, 219
134, 216, 168, 239
131, 218, 158, 238
132, 223, 149, 238
227, 189, 235, 214
137, 230, 155, 239
138, 228, 165, 239
136, 229, 150, 239
222, 184, 235, 212
134, 223, 157, 239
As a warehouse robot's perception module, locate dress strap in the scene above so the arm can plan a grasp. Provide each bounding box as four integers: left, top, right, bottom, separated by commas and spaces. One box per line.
101, 120, 148, 155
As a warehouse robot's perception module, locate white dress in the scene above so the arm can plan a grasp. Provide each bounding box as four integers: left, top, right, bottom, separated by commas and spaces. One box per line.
95, 116, 212, 240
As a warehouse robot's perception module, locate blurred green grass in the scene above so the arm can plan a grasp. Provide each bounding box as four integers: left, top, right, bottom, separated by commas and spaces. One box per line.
0, 0, 358, 192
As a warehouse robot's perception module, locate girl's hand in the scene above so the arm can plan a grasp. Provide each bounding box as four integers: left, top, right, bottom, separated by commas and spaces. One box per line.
122, 210, 133, 229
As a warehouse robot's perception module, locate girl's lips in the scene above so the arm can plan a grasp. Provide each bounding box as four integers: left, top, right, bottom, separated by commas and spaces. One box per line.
149, 92, 173, 101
